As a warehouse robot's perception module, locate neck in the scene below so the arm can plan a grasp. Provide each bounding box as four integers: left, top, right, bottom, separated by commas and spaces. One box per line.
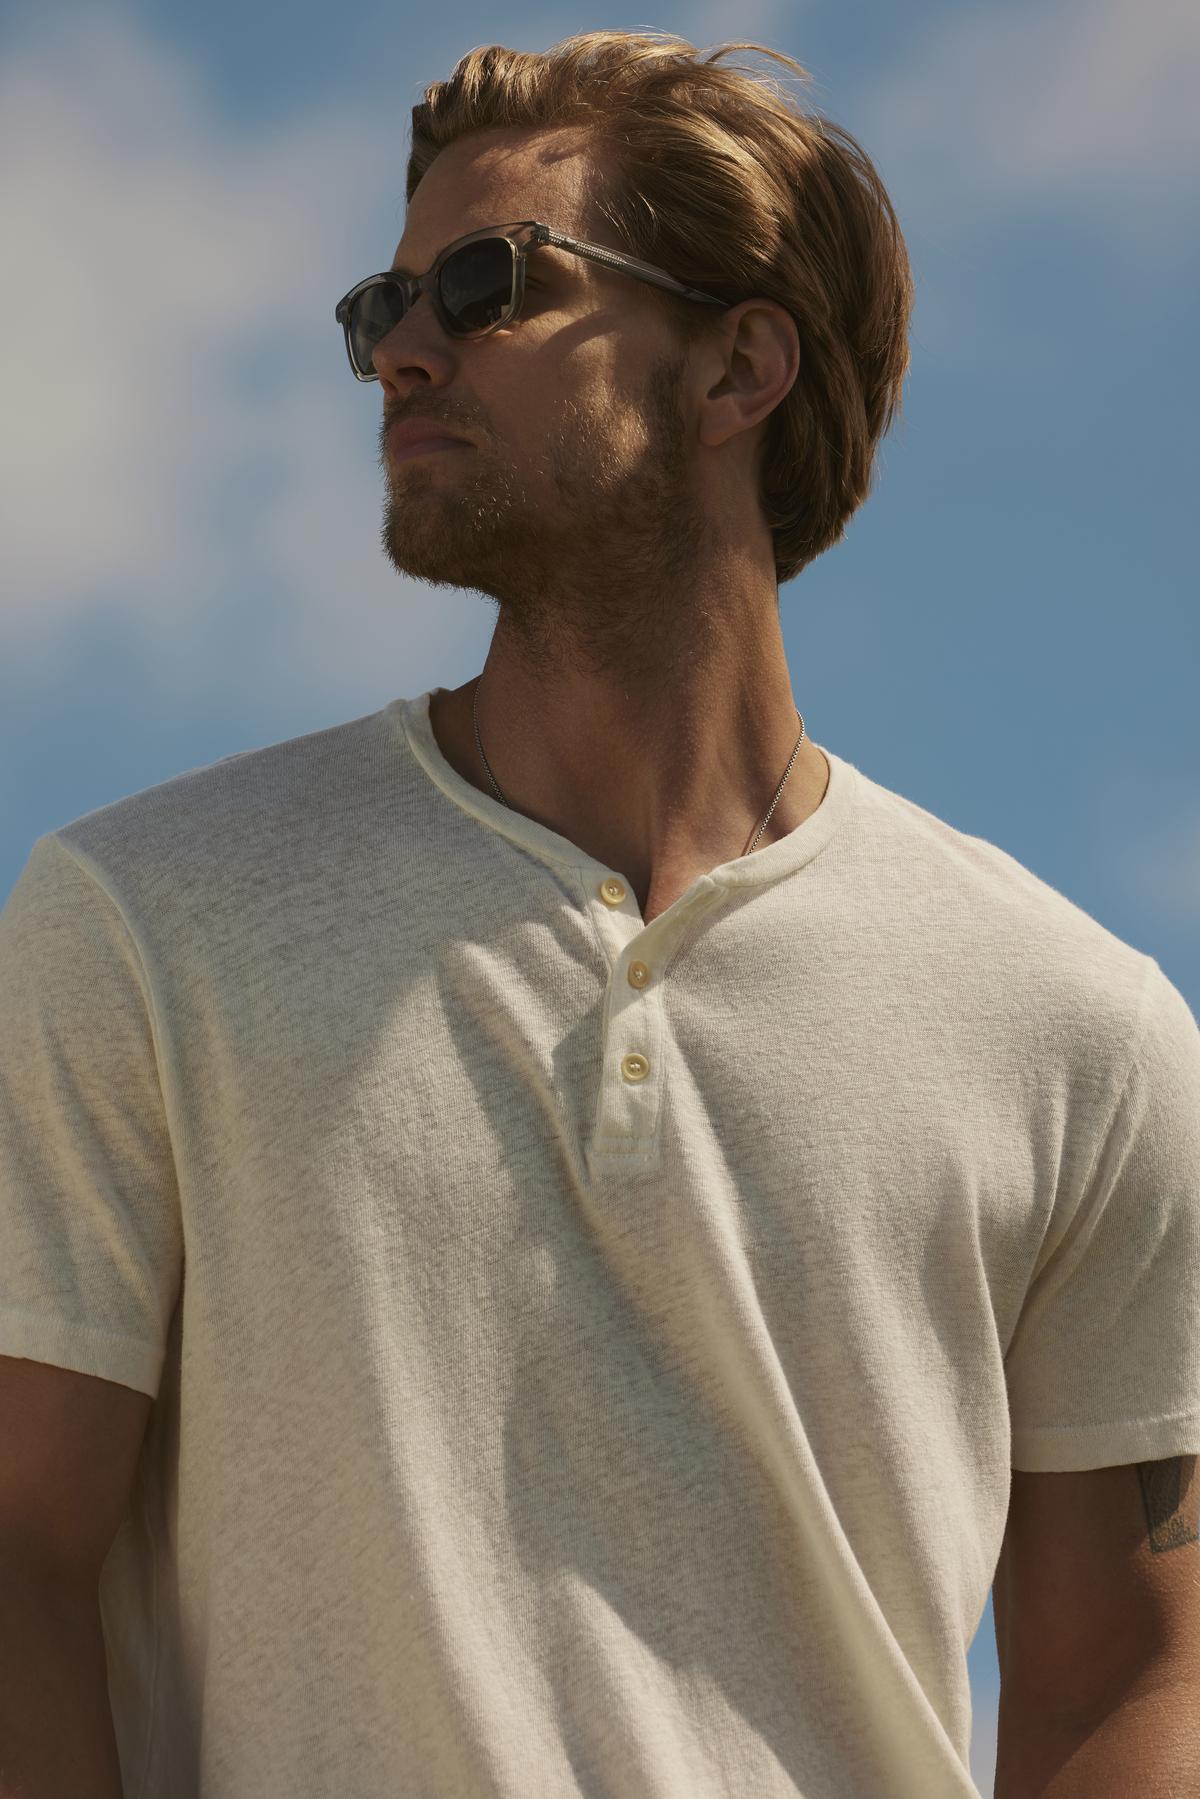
429, 628, 830, 917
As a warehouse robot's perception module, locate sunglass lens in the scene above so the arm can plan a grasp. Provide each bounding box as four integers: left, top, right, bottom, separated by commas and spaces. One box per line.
438, 237, 516, 334
350, 284, 404, 375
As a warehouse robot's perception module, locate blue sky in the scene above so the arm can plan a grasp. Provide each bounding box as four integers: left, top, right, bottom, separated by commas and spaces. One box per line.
3, 0, 1198, 1786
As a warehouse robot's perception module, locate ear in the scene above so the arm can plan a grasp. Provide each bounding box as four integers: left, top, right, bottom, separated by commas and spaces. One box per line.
696, 297, 800, 453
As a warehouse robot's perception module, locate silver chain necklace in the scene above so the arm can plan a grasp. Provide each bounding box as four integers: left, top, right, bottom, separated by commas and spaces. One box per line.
471, 676, 805, 859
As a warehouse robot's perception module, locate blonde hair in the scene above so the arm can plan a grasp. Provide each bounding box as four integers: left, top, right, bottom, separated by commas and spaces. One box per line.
407, 29, 914, 586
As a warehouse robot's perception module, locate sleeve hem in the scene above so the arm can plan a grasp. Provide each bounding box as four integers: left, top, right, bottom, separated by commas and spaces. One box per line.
0, 1306, 162, 1399
1012, 1412, 1200, 1471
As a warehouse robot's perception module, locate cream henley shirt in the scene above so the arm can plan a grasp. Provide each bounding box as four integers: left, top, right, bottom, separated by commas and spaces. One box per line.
1, 687, 1198, 1798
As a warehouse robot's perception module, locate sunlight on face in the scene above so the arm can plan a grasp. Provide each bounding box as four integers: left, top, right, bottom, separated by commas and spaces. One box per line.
373, 127, 714, 672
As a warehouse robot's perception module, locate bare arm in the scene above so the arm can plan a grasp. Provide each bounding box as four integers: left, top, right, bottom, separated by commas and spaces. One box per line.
994, 1670, 1200, 1797
0, 1353, 152, 1799
0, 1554, 124, 1798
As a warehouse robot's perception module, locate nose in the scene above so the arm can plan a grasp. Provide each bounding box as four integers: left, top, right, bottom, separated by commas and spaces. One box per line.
370, 290, 453, 392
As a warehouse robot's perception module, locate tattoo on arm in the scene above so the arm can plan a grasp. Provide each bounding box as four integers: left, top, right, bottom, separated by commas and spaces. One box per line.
1136, 1455, 1199, 1555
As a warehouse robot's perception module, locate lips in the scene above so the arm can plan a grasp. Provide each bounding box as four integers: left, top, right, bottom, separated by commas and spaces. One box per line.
387, 420, 471, 459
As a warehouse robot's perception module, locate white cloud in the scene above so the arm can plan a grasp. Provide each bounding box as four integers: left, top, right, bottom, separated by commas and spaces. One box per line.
854, 0, 1200, 242
0, 5, 482, 707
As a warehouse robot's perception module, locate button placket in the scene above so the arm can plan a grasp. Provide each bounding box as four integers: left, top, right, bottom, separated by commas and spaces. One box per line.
586, 874, 726, 1166
590, 874, 665, 1129
621, 957, 652, 1080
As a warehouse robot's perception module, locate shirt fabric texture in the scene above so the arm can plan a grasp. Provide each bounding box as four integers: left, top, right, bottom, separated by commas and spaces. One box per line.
1, 688, 1198, 1799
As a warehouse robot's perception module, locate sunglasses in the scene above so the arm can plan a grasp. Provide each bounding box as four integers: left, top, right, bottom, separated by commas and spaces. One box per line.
335, 218, 731, 382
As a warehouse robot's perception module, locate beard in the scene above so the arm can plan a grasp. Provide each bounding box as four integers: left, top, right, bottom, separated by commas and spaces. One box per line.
377, 346, 726, 686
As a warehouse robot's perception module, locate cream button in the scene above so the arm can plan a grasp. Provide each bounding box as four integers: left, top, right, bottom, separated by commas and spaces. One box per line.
621, 1053, 650, 1082
599, 878, 626, 906
627, 960, 651, 989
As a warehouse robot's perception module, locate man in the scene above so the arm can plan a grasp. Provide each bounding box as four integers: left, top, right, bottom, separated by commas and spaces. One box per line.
1, 30, 1198, 1799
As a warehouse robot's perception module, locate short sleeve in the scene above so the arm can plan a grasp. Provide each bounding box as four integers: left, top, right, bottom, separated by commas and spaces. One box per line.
0, 832, 182, 1398
1006, 955, 1200, 1471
